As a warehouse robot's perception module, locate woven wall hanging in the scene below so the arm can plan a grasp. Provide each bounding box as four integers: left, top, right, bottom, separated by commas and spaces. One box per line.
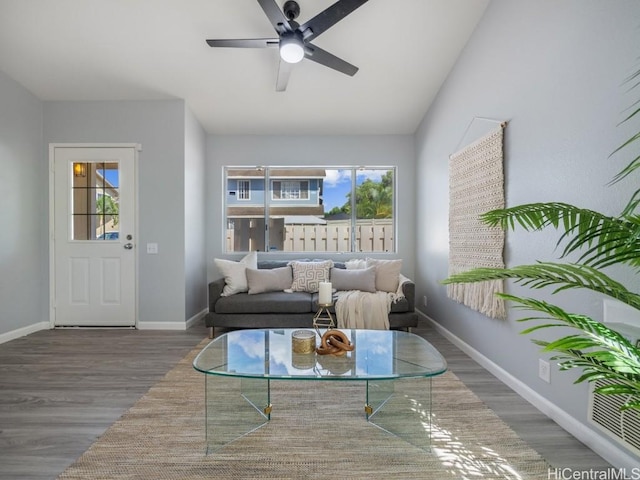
447, 124, 506, 320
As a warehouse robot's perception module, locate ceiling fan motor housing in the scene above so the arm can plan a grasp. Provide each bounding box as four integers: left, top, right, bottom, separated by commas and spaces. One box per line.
283, 1, 300, 21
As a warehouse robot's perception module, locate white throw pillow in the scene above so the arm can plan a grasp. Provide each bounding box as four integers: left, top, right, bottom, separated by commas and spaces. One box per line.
366, 258, 402, 293
289, 260, 333, 293
345, 258, 367, 270
214, 251, 258, 296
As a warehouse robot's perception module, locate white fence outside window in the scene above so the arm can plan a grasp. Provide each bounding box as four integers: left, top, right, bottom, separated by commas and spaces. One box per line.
226, 220, 394, 253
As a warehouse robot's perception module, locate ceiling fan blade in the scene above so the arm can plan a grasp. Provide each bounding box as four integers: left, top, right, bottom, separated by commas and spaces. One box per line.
299, 0, 369, 42
304, 44, 358, 76
206, 38, 279, 48
276, 59, 294, 92
257, 0, 292, 34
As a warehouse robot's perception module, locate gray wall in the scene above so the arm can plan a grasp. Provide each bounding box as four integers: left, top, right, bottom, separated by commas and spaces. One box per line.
206, 135, 416, 279
0, 70, 46, 337
43, 100, 190, 325
184, 106, 207, 320
415, 0, 640, 465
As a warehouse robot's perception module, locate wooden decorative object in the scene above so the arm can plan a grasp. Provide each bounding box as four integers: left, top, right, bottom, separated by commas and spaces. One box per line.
316, 329, 354, 356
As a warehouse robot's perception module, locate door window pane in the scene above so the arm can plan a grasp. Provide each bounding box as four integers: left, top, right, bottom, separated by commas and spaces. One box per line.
71, 162, 120, 240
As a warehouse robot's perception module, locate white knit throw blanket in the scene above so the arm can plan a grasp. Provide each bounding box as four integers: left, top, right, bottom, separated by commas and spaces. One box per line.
447, 126, 506, 320
335, 291, 390, 330
334, 276, 409, 330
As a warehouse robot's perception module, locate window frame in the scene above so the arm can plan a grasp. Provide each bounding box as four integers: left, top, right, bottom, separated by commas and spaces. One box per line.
223, 166, 396, 254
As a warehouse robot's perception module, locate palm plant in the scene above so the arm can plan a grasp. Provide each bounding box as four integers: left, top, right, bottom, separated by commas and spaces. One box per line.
97, 194, 119, 227
442, 65, 640, 410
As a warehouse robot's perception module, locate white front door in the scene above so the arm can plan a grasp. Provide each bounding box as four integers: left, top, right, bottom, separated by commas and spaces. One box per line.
51, 146, 137, 327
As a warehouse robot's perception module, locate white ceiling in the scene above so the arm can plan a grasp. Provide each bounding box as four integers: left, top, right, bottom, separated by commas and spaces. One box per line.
0, 0, 489, 135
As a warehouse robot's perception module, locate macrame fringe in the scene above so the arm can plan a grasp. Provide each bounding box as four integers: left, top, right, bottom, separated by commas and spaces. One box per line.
446, 279, 506, 320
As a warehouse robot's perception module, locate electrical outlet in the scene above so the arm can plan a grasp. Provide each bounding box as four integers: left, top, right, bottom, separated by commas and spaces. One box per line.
539, 359, 551, 383
423, 295, 428, 307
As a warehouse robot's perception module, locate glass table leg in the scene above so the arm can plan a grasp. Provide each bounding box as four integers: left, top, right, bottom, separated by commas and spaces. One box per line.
205, 375, 271, 454
365, 377, 432, 452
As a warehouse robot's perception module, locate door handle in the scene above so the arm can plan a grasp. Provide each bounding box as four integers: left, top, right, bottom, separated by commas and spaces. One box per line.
124, 243, 134, 250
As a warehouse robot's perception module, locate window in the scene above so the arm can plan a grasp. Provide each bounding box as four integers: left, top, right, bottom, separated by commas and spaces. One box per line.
237, 180, 250, 200
224, 166, 395, 253
71, 162, 120, 240
272, 181, 309, 200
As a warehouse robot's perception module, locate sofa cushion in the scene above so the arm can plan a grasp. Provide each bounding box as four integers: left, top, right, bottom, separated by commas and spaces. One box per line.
390, 296, 410, 313
246, 266, 292, 294
215, 291, 312, 314
330, 266, 376, 293
258, 259, 309, 270
214, 251, 258, 296
366, 258, 402, 293
345, 258, 367, 270
289, 260, 333, 293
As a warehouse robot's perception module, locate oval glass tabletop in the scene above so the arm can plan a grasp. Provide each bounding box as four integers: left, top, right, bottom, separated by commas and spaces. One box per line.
193, 328, 447, 380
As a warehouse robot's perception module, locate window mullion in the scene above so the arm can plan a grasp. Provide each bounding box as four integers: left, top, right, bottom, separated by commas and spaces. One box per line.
351, 168, 357, 252
264, 168, 270, 252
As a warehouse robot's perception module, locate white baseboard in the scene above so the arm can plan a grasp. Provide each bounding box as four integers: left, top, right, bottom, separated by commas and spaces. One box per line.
137, 321, 187, 330
0, 322, 50, 345
138, 308, 207, 331
0, 310, 208, 340
186, 308, 207, 329
418, 310, 640, 469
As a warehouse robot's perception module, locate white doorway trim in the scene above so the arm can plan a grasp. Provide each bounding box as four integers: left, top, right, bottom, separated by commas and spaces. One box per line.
48, 143, 141, 328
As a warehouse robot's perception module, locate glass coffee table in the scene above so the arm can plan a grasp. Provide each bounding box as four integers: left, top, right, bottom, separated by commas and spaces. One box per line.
193, 328, 447, 453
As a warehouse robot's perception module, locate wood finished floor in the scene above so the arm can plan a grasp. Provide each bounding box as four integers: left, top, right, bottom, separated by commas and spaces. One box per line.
0, 321, 608, 479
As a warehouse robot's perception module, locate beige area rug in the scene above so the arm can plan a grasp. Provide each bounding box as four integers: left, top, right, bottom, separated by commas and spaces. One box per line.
58, 340, 550, 480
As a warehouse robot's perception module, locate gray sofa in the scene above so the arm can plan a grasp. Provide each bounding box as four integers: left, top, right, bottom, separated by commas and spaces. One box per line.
205, 260, 418, 338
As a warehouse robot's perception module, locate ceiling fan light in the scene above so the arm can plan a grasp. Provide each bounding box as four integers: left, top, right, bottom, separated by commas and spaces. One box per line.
279, 35, 304, 63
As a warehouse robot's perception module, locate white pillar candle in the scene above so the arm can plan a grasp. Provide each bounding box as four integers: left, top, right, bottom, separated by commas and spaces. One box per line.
318, 282, 332, 305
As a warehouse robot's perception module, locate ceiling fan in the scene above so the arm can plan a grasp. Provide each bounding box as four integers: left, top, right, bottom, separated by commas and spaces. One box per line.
206, 0, 369, 91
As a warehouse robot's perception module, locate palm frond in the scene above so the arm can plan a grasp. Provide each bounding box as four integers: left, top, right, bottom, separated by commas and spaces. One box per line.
498, 294, 640, 409
442, 262, 640, 310
480, 202, 573, 231
505, 295, 636, 348
619, 104, 640, 125
480, 203, 640, 270
609, 131, 640, 159
608, 153, 640, 185
609, 65, 640, 185
620, 189, 640, 216
622, 64, 640, 86
561, 214, 640, 269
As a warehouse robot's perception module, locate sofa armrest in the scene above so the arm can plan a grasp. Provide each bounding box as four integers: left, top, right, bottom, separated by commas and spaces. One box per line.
208, 278, 226, 312
401, 280, 416, 311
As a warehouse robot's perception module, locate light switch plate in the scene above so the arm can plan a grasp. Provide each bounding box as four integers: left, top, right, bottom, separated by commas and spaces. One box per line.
539, 359, 550, 383
146, 243, 158, 254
